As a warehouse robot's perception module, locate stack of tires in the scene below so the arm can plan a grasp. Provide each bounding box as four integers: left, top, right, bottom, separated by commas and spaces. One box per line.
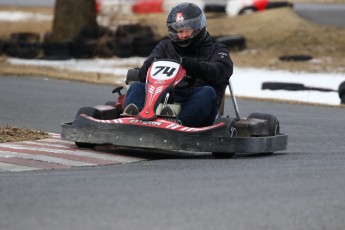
114, 24, 159, 58
213, 35, 246, 51
42, 26, 113, 60
3, 32, 41, 59
339, 81, 345, 104
2, 27, 117, 60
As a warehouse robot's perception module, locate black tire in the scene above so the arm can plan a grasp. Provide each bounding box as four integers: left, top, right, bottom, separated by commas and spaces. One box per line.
4, 41, 41, 59
341, 95, 345, 105
42, 41, 72, 60
247, 113, 280, 136
204, 4, 226, 13
266, 2, 293, 9
10, 32, 40, 43
71, 41, 96, 59
239, 7, 257, 15
262, 82, 306, 91
0, 39, 3, 54
279, 55, 313, 62
134, 38, 159, 57
338, 81, 345, 100
114, 39, 134, 58
215, 35, 246, 51
76, 26, 109, 41
115, 24, 154, 41
212, 118, 237, 159
43, 32, 51, 43
75, 107, 102, 119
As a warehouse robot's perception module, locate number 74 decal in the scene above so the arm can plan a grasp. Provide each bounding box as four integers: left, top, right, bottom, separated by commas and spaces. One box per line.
153, 66, 176, 77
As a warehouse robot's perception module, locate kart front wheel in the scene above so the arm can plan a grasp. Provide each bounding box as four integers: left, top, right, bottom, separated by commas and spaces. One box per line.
212, 119, 237, 159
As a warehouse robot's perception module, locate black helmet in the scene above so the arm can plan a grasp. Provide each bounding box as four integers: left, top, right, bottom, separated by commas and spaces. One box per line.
167, 3, 207, 47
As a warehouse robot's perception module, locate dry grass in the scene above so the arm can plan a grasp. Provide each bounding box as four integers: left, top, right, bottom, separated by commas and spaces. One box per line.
0, 126, 49, 143
1, 5, 345, 74
138, 8, 345, 73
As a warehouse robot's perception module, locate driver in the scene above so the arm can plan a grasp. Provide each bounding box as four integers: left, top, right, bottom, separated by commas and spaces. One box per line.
124, 2, 233, 127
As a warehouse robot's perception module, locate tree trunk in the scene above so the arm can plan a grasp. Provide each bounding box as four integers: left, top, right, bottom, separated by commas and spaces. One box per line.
51, 0, 97, 42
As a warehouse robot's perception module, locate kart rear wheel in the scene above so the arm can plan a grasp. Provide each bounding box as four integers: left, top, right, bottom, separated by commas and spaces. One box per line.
212, 119, 237, 159
247, 113, 280, 136
75, 107, 101, 119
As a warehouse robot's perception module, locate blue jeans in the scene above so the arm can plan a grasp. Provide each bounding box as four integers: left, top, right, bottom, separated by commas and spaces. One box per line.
124, 82, 218, 127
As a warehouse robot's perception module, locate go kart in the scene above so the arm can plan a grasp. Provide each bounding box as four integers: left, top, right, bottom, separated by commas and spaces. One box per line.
61, 59, 288, 158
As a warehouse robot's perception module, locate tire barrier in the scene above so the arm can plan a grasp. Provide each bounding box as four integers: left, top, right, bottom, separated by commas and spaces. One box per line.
133, 38, 159, 57
113, 38, 134, 58
115, 24, 154, 41
10, 32, 40, 43
3, 25, 243, 60
0, 39, 3, 55
262, 82, 336, 92
4, 41, 41, 59
266, 2, 293, 10
213, 35, 246, 51
73, 26, 110, 59
114, 24, 156, 57
4, 32, 41, 59
279, 55, 313, 62
72, 41, 97, 59
262, 82, 306, 91
41, 42, 72, 60
338, 81, 345, 104
204, 4, 226, 13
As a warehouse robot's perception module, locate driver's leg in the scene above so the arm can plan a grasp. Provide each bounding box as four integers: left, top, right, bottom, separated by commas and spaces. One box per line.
124, 82, 146, 111
177, 86, 218, 127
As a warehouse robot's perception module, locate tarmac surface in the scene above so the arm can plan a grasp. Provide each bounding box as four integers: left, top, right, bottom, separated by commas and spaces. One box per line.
1, 75, 345, 230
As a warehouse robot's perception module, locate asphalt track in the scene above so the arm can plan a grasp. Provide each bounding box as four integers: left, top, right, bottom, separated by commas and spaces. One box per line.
1, 2, 345, 229
1, 75, 345, 230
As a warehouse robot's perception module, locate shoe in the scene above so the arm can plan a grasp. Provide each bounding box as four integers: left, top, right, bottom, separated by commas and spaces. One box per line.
123, 103, 139, 116
160, 106, 182, 124
160, 105, 176, 116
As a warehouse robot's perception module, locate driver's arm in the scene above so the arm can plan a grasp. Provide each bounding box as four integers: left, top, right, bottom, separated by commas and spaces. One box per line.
182, 44, 233, 86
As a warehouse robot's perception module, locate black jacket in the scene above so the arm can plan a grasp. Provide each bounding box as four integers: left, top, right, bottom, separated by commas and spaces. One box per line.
139, 33, 234, 105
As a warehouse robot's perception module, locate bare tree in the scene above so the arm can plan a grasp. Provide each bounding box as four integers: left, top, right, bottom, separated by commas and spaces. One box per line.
51, 0, 97, 42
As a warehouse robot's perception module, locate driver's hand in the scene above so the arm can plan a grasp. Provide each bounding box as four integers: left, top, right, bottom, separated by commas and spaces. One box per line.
181, 57, 199, 78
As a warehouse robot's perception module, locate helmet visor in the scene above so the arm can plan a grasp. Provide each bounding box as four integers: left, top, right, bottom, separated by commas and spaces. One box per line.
167, 14, 206, 43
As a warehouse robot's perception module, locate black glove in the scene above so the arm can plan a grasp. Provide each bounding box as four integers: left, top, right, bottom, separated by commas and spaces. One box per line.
181, 57, 199, 78
175, 75, 195, 89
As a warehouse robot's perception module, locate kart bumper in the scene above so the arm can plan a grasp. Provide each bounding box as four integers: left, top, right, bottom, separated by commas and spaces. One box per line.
61, 122, 288, 154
